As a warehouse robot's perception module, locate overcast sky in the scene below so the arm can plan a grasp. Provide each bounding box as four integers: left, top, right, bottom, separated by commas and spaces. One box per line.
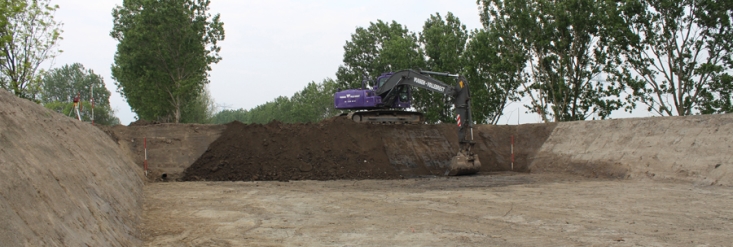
50, 0, 649, 125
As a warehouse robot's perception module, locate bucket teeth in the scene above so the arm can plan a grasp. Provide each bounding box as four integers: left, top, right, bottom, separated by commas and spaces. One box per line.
447, 153, 481, 176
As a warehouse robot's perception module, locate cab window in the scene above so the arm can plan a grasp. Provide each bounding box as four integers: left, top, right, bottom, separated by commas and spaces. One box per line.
378, 77, 388, 88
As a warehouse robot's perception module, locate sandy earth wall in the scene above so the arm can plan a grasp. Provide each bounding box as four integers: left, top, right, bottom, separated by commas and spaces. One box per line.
473, 123, 556, 172
531, 114, 733, 186
0, 91, 144, 246
104, 113, 733, 187
105, 124, 225, 181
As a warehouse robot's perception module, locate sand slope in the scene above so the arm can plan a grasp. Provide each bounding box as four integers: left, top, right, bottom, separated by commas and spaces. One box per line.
0, 90, 143, 246
532, 115, 733, 185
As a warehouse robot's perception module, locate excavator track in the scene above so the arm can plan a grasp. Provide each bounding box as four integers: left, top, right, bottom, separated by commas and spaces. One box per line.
346, 110, 424, 124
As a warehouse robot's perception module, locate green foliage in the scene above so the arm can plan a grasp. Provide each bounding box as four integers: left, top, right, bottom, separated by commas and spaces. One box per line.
288, 79, 342, 122
0, 0, 62, 101
422, 12, 468, 75
179, 86, 216, 124
478, 0, 625, 122
41, 63, 111, 104
40, 63, 120, 125
417, 12, 469, 123
607, 0, 733, 116
336, 20, 425, 89
44, 101, 120, 126
210, 79, 343, 124
111, 0, 224, 123
462, 27, 523, 124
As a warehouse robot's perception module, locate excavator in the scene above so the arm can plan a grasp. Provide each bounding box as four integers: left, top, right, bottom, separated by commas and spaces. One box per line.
334, 69, 481, 176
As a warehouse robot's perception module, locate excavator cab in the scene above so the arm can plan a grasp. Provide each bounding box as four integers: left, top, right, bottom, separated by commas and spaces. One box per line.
375, 73, 392, 90
377, 77, 388, 89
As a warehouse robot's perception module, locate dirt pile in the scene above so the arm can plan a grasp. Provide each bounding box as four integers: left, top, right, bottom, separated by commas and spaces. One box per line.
128, 119, 161, 126
183, 118, 403, 181
0, 90, 143, 246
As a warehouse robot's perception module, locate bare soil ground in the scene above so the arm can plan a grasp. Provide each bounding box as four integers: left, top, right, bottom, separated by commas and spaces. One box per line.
142, 173, 733, 246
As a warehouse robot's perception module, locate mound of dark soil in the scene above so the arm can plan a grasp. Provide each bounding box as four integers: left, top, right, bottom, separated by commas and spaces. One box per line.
182, 117, 402, 181
128, 119, 160, 126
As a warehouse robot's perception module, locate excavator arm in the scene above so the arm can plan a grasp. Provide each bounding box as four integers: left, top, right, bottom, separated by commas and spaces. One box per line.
375, 69, 481, 175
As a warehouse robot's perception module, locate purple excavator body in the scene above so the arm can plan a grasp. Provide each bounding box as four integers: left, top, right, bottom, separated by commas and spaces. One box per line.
334, 72, 411, 110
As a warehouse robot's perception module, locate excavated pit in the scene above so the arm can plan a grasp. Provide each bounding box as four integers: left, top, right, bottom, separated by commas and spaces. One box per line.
180, 117, 556, 181
5, 83, 733, 246
109, 112, 733, 187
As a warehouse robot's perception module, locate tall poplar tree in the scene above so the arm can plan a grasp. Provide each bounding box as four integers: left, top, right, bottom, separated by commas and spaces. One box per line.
110, 0, 224, 123
478, 0, 625, 122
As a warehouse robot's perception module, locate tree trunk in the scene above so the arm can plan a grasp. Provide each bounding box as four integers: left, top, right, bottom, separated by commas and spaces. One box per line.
174, 97, 181, 123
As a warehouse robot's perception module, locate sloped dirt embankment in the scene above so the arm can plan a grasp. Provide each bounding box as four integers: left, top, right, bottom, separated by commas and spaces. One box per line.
0, 90, 143, 246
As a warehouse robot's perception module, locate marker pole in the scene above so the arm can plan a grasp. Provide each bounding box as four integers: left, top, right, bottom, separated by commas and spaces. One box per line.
511, 135, 515, 170
144, 137, 148, 176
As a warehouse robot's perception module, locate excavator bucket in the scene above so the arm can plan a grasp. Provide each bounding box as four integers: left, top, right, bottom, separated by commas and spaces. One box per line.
446, 152, 481, 176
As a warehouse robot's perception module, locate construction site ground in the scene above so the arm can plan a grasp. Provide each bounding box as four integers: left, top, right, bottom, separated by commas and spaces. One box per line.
142, 174, 733, 246
2, 89, 733, 246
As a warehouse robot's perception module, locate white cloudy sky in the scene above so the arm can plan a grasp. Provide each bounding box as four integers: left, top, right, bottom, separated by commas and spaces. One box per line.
50, 0, 649, 125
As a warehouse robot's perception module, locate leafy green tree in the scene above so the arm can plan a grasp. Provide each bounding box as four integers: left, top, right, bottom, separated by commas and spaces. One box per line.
248, 96, 292, 124
418, 12, 469, 123
210, 108, 249, 124
421, 12, 467, 76
463, 26, 523, 124
0, 1, 24, 44
40, 63, 120, 125
289, 79, 342, 122
209, 79, 342, 124
44, 101, 120, 126
607, 0, 733, 116
0, 0, 62, 101
111, 0, 224, 123
180, 86, 216, 123
478, 0, 624, 122
336, 20, 425, 89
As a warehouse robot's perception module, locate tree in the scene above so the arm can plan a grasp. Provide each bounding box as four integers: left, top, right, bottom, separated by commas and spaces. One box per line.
43, 101, 120, 126
0, 0, 62, 101
336, 20, 425, 89
607, 0, 733, 116
418, 12, 469, 123
209, 79, 343, 124
478, 0, 624, 122
209, 108, 249, 124
462, 26, 523, 124
179, 85, 216, 123
111, 0, 224, 123
288, 78, 342, 122
40, 63, 120, 125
